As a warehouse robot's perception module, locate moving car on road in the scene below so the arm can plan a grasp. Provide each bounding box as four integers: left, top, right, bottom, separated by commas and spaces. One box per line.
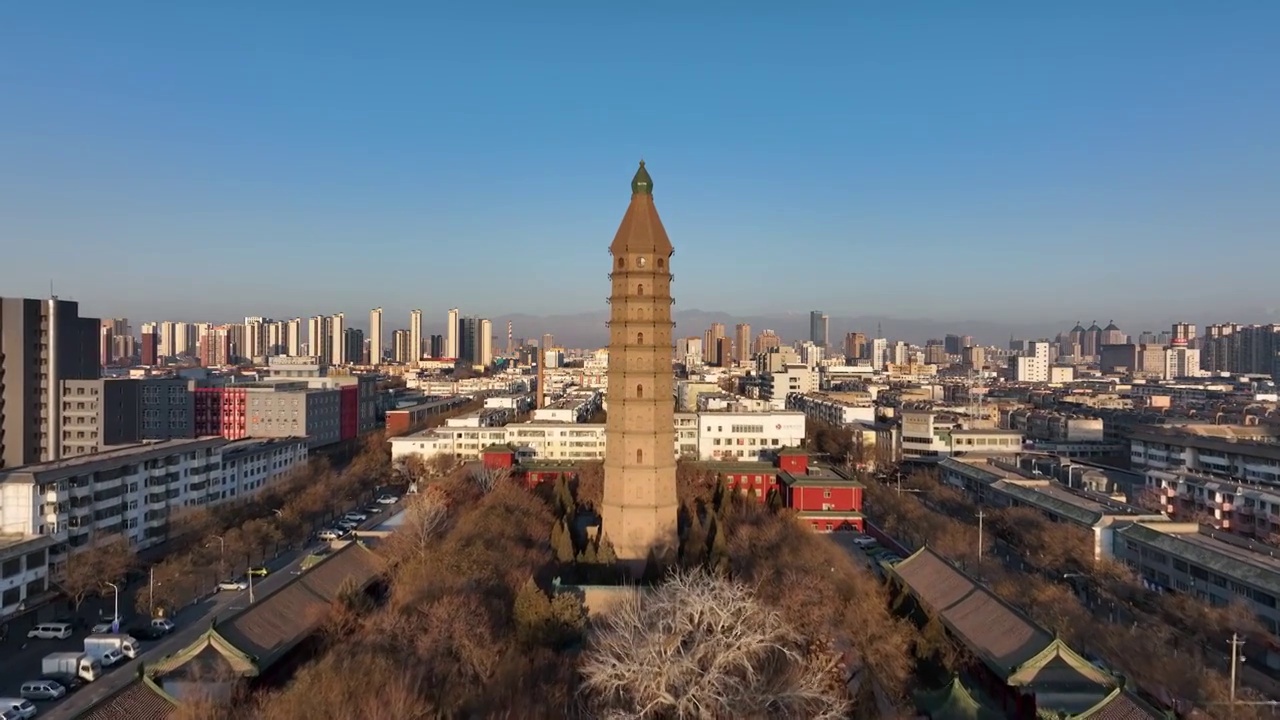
363, 505, 383, 514
376, 494, 399, 505
218, 579, 248, 591
247, 566, 269, 577
343, 511, 368, 522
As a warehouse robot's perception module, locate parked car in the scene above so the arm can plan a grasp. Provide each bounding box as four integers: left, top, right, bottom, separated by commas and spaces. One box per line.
0, 699, 37, 720
126, 625, 166, 641
91, 615, 126, 634
27, 623, 73, 640
376, 494, 399, 505
851, 535, 878, 548
317, 529, 346, 541
40, 674, 83, 694
336, 520, 358, 531
246, 566, 269, 577
19, 680, 66, 701
217, 579, 248, 592
150, 618, 176, 634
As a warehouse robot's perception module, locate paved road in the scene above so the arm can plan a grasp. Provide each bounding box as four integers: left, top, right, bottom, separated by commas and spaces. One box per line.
6, 499, 401, 720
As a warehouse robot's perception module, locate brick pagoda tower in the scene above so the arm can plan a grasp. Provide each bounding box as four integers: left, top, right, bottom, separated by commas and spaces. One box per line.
601, 160, 679, 576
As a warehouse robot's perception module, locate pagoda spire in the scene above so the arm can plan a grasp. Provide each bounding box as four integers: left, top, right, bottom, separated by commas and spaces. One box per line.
631, 159, 653, 195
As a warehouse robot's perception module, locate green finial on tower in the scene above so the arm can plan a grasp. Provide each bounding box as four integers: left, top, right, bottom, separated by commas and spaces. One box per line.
631, 159, 653, 195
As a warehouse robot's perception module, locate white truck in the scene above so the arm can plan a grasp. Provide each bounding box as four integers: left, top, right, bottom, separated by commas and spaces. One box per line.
85, 633, 141, 661
42, 652, 101, 682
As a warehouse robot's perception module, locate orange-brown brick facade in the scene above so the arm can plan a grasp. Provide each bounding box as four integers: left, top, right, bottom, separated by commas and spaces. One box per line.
601, 161, 679, 575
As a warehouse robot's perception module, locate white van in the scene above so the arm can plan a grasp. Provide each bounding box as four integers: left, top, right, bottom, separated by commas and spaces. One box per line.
27, 622, 73, 640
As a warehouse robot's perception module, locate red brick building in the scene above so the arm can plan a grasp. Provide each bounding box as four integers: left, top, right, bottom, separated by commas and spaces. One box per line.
193, 387, 247, 439
385, 397, 472, 437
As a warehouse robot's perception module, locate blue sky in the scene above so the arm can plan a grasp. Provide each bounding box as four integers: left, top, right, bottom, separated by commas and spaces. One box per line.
2, 2, 1277, 330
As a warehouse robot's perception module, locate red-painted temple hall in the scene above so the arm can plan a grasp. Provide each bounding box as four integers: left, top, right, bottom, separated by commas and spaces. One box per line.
478, 445, 864, 533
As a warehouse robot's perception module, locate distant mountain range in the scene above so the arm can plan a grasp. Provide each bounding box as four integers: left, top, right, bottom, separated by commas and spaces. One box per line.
492, 307, 1280, 349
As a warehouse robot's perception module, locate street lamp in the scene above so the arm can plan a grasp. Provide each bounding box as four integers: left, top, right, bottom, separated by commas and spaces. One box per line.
104, 582, 120, 632
208, 535, 226, 578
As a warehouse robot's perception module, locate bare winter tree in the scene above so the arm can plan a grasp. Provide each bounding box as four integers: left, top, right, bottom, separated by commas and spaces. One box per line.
385, 489, 450, 563
470, 466, 510, 495
579, 568, 850, 719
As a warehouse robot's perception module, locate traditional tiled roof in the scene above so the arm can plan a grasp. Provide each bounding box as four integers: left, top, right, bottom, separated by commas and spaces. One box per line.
216, 541, 383, 672
891, 547, 1053, 676
913, 675, 1003, 720
153, 542, 383, 678
1073, 686, 1167, 719
609, 162, 673, 256
74, 675, 178, 720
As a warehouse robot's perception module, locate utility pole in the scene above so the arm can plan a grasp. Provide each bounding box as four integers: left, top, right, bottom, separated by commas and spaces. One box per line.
977, 510, 985, 561
1229, 632, 1244, 706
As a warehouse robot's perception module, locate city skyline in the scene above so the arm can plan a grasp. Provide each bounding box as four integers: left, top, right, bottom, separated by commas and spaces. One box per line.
53, 305, 1280, 351
4, 4, 1278, 321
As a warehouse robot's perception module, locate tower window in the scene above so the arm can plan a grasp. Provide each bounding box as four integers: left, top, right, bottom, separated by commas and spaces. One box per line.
637, 332, 644, 345
637, 284, 645, 296
636, 448, 644, 463
617, 257, 625, 269
657, 257, 665, 269
635, 307, 645, 320
636, 384, 644, 399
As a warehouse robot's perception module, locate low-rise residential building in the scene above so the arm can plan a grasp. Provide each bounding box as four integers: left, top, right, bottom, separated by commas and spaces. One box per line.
941, 457, 1167, 559
1112, 522, 1280, 665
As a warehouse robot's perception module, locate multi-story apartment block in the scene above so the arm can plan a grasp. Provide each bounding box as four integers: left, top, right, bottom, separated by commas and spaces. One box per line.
764, 364, 817, 401
0, 536, 55, 619
885, 411, 1023, 463
59, 379, 141, 456
1014, 341, 1050, 383
1, 297, 101, 469
0, 437, 308, 575
1130, 424, 1280, 485
138, 378, 196, 440
786, 392, 876, 426
219, 437, 309, 498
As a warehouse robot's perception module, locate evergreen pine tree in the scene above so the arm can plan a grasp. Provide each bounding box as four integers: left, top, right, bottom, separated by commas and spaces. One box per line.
766, 487, 785, 513
552, 520, 575, 564
681, 509, 707, 566
596, 534, 617, 565
513, 578, 553, 646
